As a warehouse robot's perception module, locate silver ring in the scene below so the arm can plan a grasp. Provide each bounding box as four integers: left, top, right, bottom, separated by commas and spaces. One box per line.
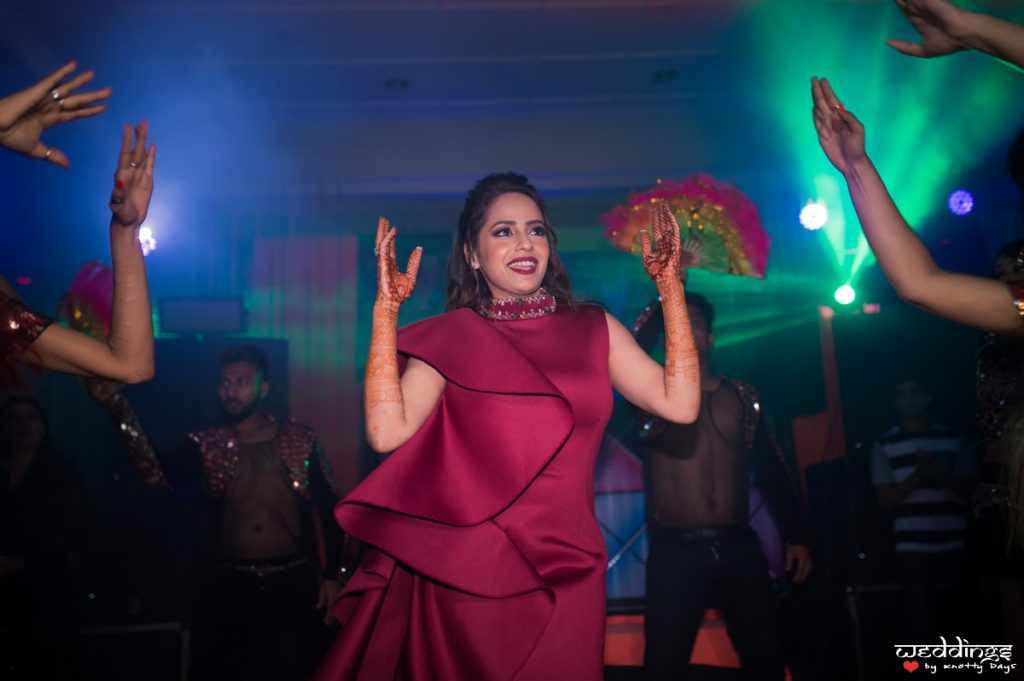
43, 148, 52, 160
129, 161, 139, 168
373, 246, 379, 256
110, 195, 124, 205
50, 87, 60, 101
57, 98, 65, 111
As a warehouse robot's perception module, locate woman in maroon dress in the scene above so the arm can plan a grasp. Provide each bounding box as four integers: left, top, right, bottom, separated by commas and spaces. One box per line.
315, 173, 701, 681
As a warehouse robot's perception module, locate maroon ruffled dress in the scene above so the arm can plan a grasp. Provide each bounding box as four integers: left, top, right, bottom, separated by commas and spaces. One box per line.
315, 304, 611, 681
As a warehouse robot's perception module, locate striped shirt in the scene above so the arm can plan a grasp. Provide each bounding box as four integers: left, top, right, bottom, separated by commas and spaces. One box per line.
870, 425, 977, 554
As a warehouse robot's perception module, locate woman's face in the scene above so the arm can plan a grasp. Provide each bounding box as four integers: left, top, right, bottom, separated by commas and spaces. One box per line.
0, 401, 46, 454
467, 192, 550, 300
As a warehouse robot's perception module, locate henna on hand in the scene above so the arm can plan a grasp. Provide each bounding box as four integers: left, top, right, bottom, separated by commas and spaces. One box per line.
364, 218, 423, 441
642, 202, 700, 386
640, 201, 682, 286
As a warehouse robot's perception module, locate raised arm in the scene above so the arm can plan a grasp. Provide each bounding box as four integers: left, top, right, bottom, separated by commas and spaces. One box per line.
608, 201, 700, 424
0, 61, 110, 168
888, 0, 1024, 72
29, 122, 157, 381
811, 77, 1024, 335
364, 218, 445, 453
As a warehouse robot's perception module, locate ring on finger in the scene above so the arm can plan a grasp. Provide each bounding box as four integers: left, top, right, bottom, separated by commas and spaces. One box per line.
50, 87, 61, 101
110, 194, 125, 205
129, 161, 139, 168
57, 98, 65, 111
43, 147, 53, 160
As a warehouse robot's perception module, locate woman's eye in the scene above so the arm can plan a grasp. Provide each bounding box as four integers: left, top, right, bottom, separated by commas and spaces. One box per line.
530, 226, 547, 236
492, 228, 511, 237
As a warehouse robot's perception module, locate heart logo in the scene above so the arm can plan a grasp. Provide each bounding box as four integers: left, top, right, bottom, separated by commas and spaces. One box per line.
903, 660, 919, 673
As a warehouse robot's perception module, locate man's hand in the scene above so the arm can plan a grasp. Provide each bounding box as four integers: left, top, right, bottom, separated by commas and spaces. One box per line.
785, 544, 814, 585
316, 578, 344, 625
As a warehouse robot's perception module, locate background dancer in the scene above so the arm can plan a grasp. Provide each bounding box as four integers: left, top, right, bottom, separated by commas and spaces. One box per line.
88, 345, 346, 681
635, 291, 812, 681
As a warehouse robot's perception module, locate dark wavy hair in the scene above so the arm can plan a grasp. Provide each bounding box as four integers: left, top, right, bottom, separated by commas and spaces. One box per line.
445, 172, 574, 312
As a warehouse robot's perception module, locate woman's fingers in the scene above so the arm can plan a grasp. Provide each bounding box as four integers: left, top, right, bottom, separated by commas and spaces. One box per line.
32, 141, 69, 168
57, 104, 107, 124
379, 226, 395, 261
659, 203, 680, 248
887, 38, 925, 56
144, 143, 156, 177
29, 61, 77, 104
405, 247, 423, 288
54, 69, 95, 99
819, 78, 843, 111
59, 87, 112, 112
639, 229, 653, 260
117, 124, 132, 170
388, 226, 398, 263
131, 121, 148, 166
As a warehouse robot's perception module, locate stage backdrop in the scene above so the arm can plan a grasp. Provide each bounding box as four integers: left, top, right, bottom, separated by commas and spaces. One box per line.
248, 233, 362, 495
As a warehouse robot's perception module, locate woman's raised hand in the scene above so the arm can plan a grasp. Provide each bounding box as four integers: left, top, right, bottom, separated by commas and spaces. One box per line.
0, 61, 111, 168
109, 122, 156, 229
888, 0, 970, 58
641, 201, 682, 285
812, 77, 867, 176
375, 217, 423, 306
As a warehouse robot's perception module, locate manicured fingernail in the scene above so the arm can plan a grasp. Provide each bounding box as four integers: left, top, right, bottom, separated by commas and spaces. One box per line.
116, 180, 125, 189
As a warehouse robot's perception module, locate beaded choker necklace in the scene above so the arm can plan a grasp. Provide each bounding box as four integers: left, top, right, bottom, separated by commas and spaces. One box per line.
478, 289, 557, 321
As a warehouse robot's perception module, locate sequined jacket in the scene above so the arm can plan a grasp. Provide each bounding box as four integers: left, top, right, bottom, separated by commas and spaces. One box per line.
102, 398, 348, 577
188, 417, 339, 501
104, 394, 340, 500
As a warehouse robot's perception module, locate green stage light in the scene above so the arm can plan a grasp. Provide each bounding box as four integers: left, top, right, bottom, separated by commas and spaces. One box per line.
748, 0, 1024, 282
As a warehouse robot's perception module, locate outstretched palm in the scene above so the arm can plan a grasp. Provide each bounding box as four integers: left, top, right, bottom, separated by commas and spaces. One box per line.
375, 217, 422, 305
0, 61, 110, 168
888, 0, 968, 58
641, 201, 682, 284
109, 122, 156, 229
811, 77, 867, 176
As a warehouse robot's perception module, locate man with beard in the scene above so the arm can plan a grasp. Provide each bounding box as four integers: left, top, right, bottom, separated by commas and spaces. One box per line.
88, 345, 346, 681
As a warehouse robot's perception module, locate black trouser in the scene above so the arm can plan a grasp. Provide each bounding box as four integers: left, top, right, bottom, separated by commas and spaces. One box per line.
191, 558, 332, 681
644, 527, 785, 681
897, 550, 965, 643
